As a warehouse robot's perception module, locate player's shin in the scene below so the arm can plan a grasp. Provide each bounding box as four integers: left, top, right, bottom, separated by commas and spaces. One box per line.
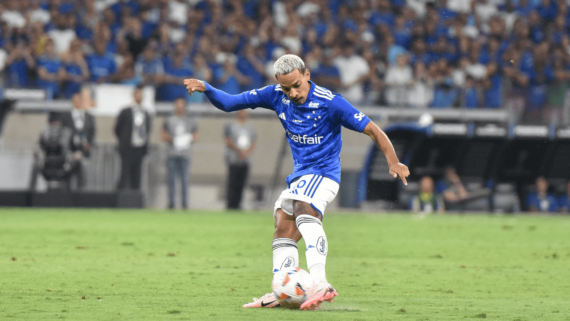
272, 238, 299, 273
295, 214, 328, 283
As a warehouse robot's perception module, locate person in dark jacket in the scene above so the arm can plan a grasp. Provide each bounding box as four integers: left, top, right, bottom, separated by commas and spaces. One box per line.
114, 85, 152, 190
60, 91, 96, 189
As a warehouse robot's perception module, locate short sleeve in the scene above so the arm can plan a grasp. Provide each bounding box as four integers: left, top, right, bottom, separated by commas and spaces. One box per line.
328, 95, 370, 132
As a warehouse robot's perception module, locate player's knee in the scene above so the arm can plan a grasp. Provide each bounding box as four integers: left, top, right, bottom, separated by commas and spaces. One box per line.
292, 201, 320, 219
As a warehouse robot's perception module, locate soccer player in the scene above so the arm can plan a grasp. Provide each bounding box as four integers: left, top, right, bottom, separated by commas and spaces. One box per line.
184, 55, 409, 310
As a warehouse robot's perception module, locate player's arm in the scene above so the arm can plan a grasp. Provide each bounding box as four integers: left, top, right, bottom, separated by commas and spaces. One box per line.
362, 122, 410, 185
329, 95, 409, 185
183, 78, 271, 112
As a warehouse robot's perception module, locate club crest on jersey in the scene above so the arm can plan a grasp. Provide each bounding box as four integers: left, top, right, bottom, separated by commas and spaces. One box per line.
281, 256, 295, 270
282, 97, 290, 105
316, 237, 328, 255
354, 112, 365, 121
308, 102, 319, 108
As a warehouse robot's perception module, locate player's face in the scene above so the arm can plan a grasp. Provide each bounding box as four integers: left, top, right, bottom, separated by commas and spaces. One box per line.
276, 69, 311, 105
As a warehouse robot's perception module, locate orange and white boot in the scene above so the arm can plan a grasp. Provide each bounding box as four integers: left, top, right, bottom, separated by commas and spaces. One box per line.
300, 283, 338, 310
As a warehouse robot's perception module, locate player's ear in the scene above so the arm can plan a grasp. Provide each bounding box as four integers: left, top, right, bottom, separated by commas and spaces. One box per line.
305, 69, 311, 81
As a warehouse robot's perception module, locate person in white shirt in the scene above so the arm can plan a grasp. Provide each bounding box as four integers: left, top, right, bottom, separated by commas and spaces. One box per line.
48, 15, 77, 55
385, 53, 414, 107
408, 62, 434, 108
28, 0, 51, 25
1, 0, 26, 28
162, 98, 199, 209
333, 43, 370, 104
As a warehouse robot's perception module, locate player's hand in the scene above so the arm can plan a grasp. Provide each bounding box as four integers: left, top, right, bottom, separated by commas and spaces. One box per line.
183, 79, 206, 96
389, 162, 410, 185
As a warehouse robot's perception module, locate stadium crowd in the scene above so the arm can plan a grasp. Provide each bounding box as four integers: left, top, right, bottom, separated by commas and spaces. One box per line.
0, 0, 570, 122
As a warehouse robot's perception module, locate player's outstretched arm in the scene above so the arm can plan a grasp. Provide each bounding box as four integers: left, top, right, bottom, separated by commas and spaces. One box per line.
183, 78, 266, 112
362, 122, 410, 185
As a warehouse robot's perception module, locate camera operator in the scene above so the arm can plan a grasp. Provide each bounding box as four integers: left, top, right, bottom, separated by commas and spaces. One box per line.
39, 112, 73, 189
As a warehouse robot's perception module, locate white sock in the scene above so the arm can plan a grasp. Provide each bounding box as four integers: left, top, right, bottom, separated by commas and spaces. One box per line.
272, 238, 299, 273
295, 214, 328, 283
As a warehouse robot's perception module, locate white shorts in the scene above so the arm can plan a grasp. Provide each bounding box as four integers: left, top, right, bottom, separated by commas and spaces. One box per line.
273, 174, 339, 218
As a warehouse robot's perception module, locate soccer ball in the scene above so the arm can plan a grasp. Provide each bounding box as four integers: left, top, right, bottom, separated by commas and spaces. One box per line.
272, 267, 314, 309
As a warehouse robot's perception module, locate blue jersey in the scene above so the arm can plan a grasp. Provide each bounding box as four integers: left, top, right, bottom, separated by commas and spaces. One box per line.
203, 81, 371, 184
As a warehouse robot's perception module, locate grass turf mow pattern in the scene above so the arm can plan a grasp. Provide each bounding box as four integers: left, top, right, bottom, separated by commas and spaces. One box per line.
1, 209, 569, 320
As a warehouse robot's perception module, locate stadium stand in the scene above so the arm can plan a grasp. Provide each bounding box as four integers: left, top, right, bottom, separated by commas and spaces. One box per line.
0, 0, 568, 118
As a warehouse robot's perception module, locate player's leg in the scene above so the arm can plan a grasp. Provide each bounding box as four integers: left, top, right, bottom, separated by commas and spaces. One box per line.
293, 200, 338, 310
243, 209, 301, 308
273, 208, 302, 273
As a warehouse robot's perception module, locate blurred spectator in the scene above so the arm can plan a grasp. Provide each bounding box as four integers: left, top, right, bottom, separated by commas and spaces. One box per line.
47, 14, 76, 55
37, 39, 63, 99
225, 110, 256, 210
187, 54, 211, 103
159, 49, 193, 101
87, 39, 117, 83
5, 40, 36, 88
29, 0, 51, 26
114, 86, 152, 191
385, 53, 413, 106
60, 92, 96, 190
436, 167, 469, 205
558, 181, 570, 213
334, 43, 369, 103
115, 56, 142, 86
161, 98, 199, 209
1, 0, 26, 28
408, 62, 433, 108
312, 50, 341, 92
113, 40, 132, 71
216, 57, 250, 95
120, 17, 148, 60
61, 39, 89, 98
410, 176, 445, 213
135, 41, 164, 86
237, 45, 266, 92
526, 176, 559, 212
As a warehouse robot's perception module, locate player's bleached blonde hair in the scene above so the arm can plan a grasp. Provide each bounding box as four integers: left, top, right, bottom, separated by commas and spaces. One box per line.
273, 54, 306, 78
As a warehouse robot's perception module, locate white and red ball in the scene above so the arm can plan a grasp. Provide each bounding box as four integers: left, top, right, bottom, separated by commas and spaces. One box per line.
272, 267, 314, 309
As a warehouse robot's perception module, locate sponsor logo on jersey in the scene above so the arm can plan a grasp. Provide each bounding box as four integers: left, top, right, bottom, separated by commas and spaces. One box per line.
316, 236, 328, 255
293, 119, 303, 123
286, 130, 324, 144
308, 102, 319, 108
354, 112, 365, 121
281, 256, 295, 270
282, 97, 290, 105
249, 89, 257, 95
279, 113, 286, 120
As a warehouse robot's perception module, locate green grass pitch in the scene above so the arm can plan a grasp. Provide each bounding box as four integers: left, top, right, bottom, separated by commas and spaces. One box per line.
1, 209, 569, 320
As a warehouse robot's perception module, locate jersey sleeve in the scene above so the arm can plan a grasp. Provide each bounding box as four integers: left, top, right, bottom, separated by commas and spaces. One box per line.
204, 82, 276, 112
328, 95, 371, 132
